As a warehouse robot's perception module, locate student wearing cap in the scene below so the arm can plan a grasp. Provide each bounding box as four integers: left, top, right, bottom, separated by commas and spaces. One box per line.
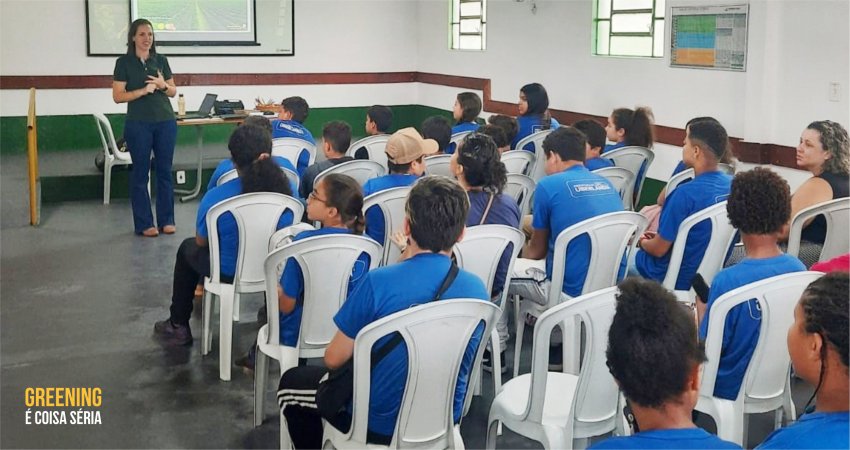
362, 127, 437, 244
298, 121, 353, 200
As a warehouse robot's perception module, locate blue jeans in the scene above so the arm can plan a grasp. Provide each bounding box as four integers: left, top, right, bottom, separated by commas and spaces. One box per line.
124, 119, 177, 233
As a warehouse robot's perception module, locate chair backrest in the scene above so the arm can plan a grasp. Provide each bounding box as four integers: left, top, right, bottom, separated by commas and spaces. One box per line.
787, 198, 850, 262
453, 225, 525, 308
314, 159, 385, 187
665, 168, 695, 199
699, 272, 823, 403
501, 150, 536, 175
424, 154, 454, 178
504, 173, 536, 217
271, 137, 317, 168
662, 201, 737, 294
363, 186, 412, 265
262, 234, 383, 357
449, 131, 474, 153
346, 135, 390, 170
549, 211, 648, 308
206, 193, 304, 286
525, 287, 619, 433
348, 299, 500, 448
604, 146, 655, 203
515, 129, 554, 182
216, 166, 301, 191
217, 169, 239, 186
592, 166, 636, 210
93, 113, 131, 163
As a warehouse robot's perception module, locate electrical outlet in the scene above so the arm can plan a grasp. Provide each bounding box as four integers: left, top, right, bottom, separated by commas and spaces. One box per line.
829, 82, 841, 102
176, 170, 186, 184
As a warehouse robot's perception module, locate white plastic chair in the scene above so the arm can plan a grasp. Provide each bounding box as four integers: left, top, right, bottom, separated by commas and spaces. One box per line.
200, 192, 304, 381
696, 271, 824, 445
501, 150, 536, 175
515, 129, 554, 182
786, 198, 850, 262
513, 211, 648, 377
346, 135, 390, 171
449, 130, 474, 153
216, 166, 300, 192
321, 299, 501, 450
424, 154, 454, 178
254, 234, 382, 429
504, 174, 536, 218
665, 168, 695, 199
314, 159, 386, 187
661, 201, 737, 304
604, 146, 655, 205
272, 137, 317, 169
487, 286, 620, 450
93, 113, 134, 204
592, 166, 636, 211
362, 187, 411, 266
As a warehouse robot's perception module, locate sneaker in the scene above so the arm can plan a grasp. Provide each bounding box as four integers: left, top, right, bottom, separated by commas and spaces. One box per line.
153, 319, 193, 346
482, 349, 508, 374
235, 344, 257, 374
548, 344, 563, 371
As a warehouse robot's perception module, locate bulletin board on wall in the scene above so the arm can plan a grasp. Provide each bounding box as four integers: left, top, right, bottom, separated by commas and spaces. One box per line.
670, 4, 748, 71
85, 0, 294, 56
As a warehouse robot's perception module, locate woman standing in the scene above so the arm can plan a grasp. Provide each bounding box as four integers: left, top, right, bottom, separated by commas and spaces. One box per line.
112, 19, 178, 237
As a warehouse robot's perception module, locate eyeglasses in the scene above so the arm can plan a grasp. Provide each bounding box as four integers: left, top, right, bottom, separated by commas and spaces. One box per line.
308, 190, 328, 204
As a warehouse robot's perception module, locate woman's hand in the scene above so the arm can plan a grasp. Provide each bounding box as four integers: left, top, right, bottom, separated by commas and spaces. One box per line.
146, 70, 166, 90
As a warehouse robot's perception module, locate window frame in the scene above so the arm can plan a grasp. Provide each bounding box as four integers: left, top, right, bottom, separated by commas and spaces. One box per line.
450, 0, 487, 51
593, 0, 666, 58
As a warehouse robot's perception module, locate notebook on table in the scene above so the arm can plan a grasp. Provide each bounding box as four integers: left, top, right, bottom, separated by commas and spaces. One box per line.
177, 93, 217, 120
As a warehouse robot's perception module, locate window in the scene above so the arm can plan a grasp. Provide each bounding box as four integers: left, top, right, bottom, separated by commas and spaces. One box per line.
451, 0, 486, 50
594, 0, 665, 57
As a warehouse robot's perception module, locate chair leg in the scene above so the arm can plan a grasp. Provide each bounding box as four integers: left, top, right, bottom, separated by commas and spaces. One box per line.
513, 295, 524, 378
254, 348, 269, 427
202, 291, 213, 355
103, 163, 112, 205
491, 329, 502, 395
485, 418, 500, 449
233, 291, 241, 322
280, 410, 293, 450
219, 288, 235, 381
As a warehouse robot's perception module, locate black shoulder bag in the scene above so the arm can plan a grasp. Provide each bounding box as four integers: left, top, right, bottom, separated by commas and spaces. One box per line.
315, 261, 460, 420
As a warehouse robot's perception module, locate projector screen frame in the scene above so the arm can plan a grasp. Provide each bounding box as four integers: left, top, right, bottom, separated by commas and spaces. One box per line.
131, 0, 259, 47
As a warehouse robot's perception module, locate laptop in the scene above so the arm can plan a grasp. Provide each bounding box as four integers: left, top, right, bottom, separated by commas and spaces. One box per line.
178, 93, 217, 120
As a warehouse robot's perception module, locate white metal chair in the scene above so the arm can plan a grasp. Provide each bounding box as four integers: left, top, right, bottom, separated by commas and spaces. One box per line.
501, 150, 536, 175
592, 166, 636, 211
504, 174, 536, 217
272, 137, 317, 170
515, 129, 554, 182
314, 159, 385, 187
513, 211, 648, 377
786, 198, 850, 263
321, 299, 501, 450
346, 135, 390, 171
200, 192, 304, 381
696, 271, 824, 445
604, 146, 655, 205
661, 201, 737, 304
424, 154, 454, 178
449, 130, 474, 154
362, 187, 411, 266
487, 286, 620, 450
93, 113, 134, 204
254, 234, 382, 429
216, 166, 301, 192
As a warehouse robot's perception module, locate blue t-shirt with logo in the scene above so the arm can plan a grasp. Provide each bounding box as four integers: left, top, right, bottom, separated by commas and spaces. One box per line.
333, 252, 488, 437
635, 170, 732, 290
362, 174, 418, 244
758, 411, 849, 449
207, 156, 299, 196
447, 122, 480, 154
531, 165, 624, 297
271, 119, 315, 175
591, 428, 741, 449
602, 141, 627, 154
698, 254, 806, 400
196, 179, 295, 278
586, 157, 615, 171
278, 227, 371, 346
513, 115, 560, 150
467, 191, 521, 297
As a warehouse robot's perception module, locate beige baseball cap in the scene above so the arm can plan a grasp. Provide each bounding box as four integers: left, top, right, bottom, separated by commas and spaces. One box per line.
385, 127, 439, 164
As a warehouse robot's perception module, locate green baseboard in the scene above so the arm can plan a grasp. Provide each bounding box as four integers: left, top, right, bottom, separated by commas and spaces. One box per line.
41, 166, 215, 203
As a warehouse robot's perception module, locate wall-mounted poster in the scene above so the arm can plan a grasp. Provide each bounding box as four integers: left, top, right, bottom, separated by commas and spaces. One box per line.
670, 4, 748, 71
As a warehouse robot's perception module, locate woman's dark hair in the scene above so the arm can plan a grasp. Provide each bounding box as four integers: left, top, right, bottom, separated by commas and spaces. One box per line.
477, 124, 509, 149
611, 107, 655, 148
688, 119, 728, 160
456, 92, 482, 124
800, 272, 849, 368
457, 133, 507, 193
687, 117, 734, 164
421, 116, 452, 153
228, 125, 291, 196
242, 116, 273, 136
367, 105, 393, 133
320, 174, 365, 235
727, 167, 790, 235
520, 83, 553, 130
807, 120, 850, 175
488, 114, 519, 144
126, 19, 156, 56
607, 278, 707, 408
406, 177, 469, 252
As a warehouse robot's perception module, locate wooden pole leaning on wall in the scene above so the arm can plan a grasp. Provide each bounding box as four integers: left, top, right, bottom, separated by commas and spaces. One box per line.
27, 87, 40, 226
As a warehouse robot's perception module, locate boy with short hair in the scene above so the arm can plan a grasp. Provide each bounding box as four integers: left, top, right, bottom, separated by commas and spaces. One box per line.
477, 124, 510, 153
573, 119, 613, 171
298, 121, 353, 199
272, 96, 315, 174
488, 114, 519, 149
421, 116, 452, 154
354, 105, 393, 160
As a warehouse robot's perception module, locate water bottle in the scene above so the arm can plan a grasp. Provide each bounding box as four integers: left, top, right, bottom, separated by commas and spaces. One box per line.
178, 94, 186, 116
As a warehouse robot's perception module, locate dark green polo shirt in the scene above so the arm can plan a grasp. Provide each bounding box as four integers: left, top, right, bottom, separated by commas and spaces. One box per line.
113, 53, 176, 122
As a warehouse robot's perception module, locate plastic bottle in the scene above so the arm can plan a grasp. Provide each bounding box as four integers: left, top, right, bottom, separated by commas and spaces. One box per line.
177, 94, 186, 116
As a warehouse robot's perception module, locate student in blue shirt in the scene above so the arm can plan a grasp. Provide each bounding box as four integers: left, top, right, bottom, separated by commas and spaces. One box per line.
488, 114, 519, 152
421, 115, 452, 154
153, 125, 295, 347
277, 177, 489, 448
353, 105, 393, 160
478, 124, 510, 154
603, 106, 654, 153
758, 272, 849, 449
591, 278, 740, 449
512, 83, 560, 150
271, 96, 315, 175
697, 167, 805, 400
447, 92, 481, 154
573, 119, 614, 171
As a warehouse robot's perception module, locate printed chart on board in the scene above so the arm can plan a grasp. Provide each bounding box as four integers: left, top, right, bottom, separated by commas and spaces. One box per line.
670, 4, 748, 71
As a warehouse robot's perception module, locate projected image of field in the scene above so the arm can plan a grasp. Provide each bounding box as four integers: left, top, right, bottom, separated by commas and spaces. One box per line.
138, 0, 249, 32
